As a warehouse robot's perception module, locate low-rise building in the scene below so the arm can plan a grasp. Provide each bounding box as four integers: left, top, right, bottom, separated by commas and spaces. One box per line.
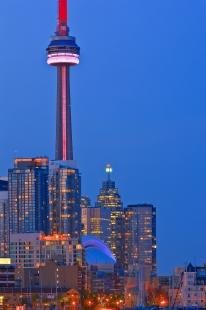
10, 233, 84, 268
15, 261, 85, 292
170, 263, 206, 308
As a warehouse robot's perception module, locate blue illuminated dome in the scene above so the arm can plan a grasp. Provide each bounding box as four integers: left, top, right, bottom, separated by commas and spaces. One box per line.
82, 236, 116, 265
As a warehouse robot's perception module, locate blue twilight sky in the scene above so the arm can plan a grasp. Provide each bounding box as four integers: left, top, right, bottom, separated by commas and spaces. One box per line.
0, 0, 206, 274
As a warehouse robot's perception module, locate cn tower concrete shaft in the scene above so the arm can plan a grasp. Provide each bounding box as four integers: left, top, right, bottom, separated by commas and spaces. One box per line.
56, 65, 73, 160
47, 0, 80, 161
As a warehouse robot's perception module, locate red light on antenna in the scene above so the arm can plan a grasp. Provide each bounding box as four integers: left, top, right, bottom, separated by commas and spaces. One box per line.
59, 0, 68, 25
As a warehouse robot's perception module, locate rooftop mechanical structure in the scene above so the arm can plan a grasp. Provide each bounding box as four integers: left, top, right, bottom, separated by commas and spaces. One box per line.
47, 0, 80, 160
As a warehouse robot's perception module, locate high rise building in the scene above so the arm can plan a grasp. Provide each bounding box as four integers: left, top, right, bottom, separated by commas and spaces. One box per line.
9, 158, 49, 234
81, 196, 111, 239
95, 165, 124, 264
89, 206, 111, 240
81, 196, 91, 235
96, 165, 123, 210
124, 204, 156, 307
49, 160, 81, 238
124, 204, 157, 277
0, 178, 9, 257
47, 0, 80, 161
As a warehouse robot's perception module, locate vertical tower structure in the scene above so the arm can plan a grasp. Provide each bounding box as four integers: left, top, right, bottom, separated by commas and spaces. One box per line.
47, 0, 80, 160
95, 165, 124, 266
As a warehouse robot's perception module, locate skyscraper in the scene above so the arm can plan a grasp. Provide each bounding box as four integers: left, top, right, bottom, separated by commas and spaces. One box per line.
9, 158, 49, 234
0, 178, 9, 257
96, 165, 123, 210
95, 165, 124, 264
49, 160, 81, 238
124, 204, 157, 277
47, 0, 80, 161
89, 206, 111, 240
124, 204, 156, 307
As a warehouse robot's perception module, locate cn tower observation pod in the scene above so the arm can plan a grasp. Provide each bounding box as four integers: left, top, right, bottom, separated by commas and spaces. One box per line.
47, 35, 80, 66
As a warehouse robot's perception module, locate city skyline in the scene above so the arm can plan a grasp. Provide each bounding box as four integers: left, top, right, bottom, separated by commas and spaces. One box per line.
1, 0, 206, 275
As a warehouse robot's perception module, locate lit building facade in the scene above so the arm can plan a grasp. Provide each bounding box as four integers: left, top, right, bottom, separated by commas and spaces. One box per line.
95, 165, 124, 264
49, 160, 81, 238
124, 204, 156, 307
81, 196, 91, 235
10, 233, 84, 269
9, 158, 49, 234
124, 204, 157, 277
89, 207, 111, 240
81, 196, 111, 238
0, 178, 9, 257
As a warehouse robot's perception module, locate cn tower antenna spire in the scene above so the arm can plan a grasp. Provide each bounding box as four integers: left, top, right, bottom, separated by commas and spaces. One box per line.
58, 0, 68, 36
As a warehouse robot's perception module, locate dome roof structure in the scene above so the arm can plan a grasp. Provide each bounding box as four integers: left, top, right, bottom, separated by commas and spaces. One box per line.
82, 235, 116, 265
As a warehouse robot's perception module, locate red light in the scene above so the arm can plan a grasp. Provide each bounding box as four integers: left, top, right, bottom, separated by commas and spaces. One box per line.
59, 0, 67, 25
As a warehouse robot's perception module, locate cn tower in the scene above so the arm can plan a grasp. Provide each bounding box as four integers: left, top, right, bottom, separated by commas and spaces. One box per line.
47, 0, 80, 161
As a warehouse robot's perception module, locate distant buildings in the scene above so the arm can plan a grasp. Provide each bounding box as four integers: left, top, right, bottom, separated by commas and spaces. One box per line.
5, 158, 158, 300
80, 166, 158, 300
80, 165, 159, 302
0, 177, 9, 257
8, 158, 49, 234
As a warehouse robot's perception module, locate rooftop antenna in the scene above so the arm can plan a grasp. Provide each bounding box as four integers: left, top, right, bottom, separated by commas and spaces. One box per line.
105, 164, 112, 181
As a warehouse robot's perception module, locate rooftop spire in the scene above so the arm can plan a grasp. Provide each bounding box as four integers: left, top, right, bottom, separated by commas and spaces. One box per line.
58, 0, 68, 35
105, 164, 112, 181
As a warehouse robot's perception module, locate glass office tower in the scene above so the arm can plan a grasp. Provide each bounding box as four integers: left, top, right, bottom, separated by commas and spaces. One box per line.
124, 204, 157, 277
49, 160, 81, 238
9, 158, 49, 234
